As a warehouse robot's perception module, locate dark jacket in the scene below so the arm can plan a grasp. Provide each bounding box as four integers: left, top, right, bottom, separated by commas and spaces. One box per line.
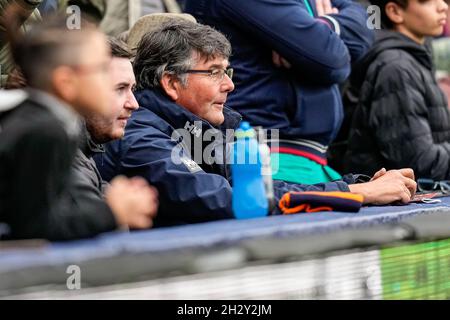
68, 126, 118, 234
72, 127, 109, 199
345, 30, 450, 179
0, 89, 117, 241
96, 89, 356, 227
184, 0, 374, 164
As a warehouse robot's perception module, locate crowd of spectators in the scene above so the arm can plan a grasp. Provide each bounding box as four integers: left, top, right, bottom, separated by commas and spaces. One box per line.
1, 0, 449, 241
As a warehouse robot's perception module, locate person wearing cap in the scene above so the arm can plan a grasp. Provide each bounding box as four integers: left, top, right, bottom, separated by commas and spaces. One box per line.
97, 20, 417, 227
125, 11, 196, 53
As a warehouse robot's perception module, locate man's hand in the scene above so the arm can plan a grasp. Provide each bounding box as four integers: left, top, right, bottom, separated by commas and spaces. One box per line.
371, 168, 415, 182
105, 176, 159, 229
349, 169, 417, 205
370, 167, 387, 181
272, 51, 292, 69
315, 0, 339, 16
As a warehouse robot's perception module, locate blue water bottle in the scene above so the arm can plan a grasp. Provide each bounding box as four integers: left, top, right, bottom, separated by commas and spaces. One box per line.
231, 122, 269, 219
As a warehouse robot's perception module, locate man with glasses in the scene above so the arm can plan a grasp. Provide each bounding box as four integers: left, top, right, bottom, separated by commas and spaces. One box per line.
184, 0, 374, 185
97, 20, 417, 227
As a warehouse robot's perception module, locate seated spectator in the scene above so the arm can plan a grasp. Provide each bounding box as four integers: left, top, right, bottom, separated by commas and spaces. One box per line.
0, 10, 156, 240
97, 21, 417, 227
184, 0, 374, 185
72, 37, 159, 233
345, 0, 450, 180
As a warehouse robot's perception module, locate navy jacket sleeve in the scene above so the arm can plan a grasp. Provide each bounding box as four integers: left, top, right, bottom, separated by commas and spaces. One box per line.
99, 122, 353, 223
325, 0, 374, 62
216, 0, 351, 84
97, 121, 356, 225
110, 125, 236, 224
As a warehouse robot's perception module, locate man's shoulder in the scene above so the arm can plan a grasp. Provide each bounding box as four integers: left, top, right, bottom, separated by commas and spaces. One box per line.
385, 47, 418, 63
127, 105, 174, 137
71, 148, 104, 196
366, 49, 421, 85
72, 148, 93, 171
0, 98, 64, 138
116, 106, 179, 158
370, 48, 411, 68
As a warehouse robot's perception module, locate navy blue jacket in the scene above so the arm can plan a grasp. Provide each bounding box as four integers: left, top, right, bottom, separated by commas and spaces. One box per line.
96, 89, 354, 227
184, 0, 374, 164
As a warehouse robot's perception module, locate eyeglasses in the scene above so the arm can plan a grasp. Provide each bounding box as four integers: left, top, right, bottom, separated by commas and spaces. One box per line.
417, 178, 450, 193
183, 68, 234, 82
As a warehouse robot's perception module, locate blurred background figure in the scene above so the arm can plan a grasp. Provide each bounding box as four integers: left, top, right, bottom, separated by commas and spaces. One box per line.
433, 5, 450, 105
0, 0, 43, 88
56, 0, 104, 22
0, 0, 184, 88
38, 0, 58, 15
55, 0, 183, 36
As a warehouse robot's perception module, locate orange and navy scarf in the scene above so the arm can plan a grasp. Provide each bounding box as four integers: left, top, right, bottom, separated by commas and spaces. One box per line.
279, 191, 363, 214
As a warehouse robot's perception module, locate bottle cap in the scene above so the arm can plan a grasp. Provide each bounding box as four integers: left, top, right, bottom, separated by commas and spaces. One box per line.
235, 121, 255, 139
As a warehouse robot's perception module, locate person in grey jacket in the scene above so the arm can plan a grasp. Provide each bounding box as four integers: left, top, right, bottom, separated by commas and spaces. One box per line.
72, 37, 159, 229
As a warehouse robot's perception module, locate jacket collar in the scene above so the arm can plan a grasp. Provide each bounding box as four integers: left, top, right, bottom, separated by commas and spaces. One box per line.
135, 88, 242, 177
79, 124, 105, 158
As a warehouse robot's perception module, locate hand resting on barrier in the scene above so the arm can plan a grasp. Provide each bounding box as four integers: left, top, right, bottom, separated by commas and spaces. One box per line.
348, 168, 417, 205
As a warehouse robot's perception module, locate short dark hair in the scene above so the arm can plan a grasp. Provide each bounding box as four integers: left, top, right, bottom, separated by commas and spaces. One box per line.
108, 37, 133, 59
133, 20, 232, 90
370, 0, 409, 29
2, 6, 100, 89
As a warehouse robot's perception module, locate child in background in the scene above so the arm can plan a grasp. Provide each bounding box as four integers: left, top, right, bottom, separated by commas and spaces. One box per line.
345, 0, 450, 180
